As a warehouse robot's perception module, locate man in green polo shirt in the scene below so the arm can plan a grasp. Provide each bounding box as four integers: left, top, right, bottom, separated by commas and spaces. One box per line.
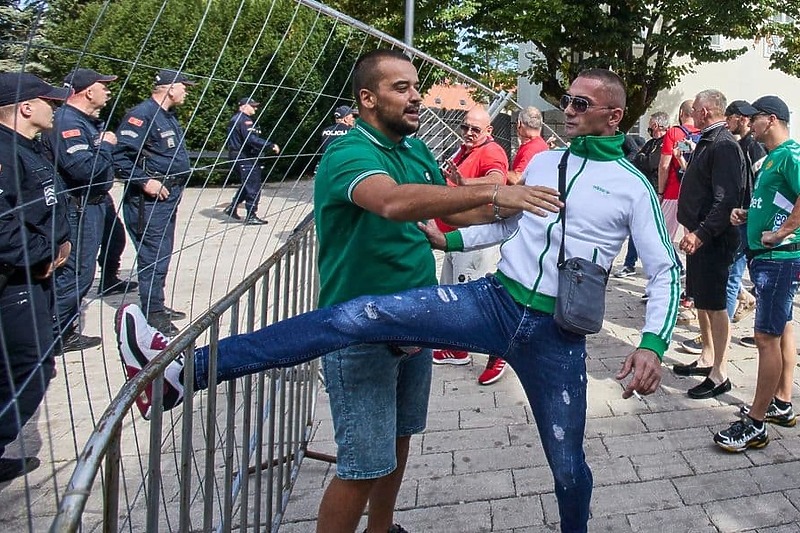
310, 50, 564, 532
715, 95, 800, 452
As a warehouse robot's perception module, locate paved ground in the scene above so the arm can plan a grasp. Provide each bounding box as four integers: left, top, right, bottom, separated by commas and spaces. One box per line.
1, 183, 799, 532
280, 257, 800, 533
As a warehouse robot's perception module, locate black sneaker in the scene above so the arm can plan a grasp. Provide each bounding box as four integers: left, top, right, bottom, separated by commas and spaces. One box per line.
98, 276, 139, 296
680, 336, 703, 354
61, 330, 102, 352
0, 457, 40, 483
363, 525, 408, 533
714, 418, 769, 452
613, 265, 636, 278
740, 400, 796, 427
162, 306, 187, 320
244, 215, 269, 225
223, 204, 241, 220
146, 311, 180, 337
739, 336, 757, 348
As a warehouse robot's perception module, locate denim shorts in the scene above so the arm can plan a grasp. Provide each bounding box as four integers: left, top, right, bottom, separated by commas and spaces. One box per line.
321, 344, 432, 480
750, 258, 800, 335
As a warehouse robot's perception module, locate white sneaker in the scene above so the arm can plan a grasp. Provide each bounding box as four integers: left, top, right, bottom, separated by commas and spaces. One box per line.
116, 304, 184, 419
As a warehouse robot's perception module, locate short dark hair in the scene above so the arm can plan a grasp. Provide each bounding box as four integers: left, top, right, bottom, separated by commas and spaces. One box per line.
575, 68, 626, 109
352, 49, 412, 105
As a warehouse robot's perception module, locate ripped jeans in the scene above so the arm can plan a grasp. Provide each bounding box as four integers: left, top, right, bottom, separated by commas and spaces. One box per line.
195, 274, 592, 533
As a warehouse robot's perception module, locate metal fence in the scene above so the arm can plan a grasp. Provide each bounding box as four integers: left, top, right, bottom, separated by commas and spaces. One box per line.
52, 214, 320, 532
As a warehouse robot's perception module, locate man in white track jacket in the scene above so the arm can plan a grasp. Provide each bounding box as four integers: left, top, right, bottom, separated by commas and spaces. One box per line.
117, 68, 680, 533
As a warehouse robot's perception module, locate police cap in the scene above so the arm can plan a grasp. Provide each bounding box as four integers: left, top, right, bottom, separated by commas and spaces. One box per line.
0, 72, 72, 107
155, 69, 197, 86
238, 97, 259, 107
63, 68, 117, 93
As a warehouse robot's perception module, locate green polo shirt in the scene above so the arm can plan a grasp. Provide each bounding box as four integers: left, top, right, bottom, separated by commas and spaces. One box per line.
314, 119, 445, 307
748, 139, 800, 259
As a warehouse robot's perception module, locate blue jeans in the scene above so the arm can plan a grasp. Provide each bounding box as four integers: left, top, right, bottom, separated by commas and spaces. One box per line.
196, 275, 592, 532
725, 225, 749, 319
750, 258, 800, 335
623, 239, 638, 268
54, 201, 106, 331
122, 188, 182, 315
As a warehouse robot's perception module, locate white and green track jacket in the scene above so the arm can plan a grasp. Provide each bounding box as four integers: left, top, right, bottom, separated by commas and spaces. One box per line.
444, 133, 680, 358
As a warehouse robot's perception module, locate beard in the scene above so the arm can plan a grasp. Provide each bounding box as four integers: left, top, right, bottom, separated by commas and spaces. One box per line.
374, 102, 419, 137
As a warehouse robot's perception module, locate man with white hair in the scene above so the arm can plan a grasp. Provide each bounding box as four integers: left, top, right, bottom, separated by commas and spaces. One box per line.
508, 106, 548, 184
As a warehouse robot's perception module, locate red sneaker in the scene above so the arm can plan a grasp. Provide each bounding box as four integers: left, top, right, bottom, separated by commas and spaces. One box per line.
478, 356, 507, 385
432, 349, 471, 365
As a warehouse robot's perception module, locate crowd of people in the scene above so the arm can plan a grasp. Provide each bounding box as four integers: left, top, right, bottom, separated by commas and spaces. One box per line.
2, 49, 798, 532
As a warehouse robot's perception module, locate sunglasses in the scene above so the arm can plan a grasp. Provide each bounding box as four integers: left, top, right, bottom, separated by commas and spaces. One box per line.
559, 94, 614, 114
459, 123, 483, 134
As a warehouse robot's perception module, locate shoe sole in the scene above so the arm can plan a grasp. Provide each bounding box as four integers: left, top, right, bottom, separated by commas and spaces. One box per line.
432, 357, 471, 366
478, 366, 507, 385
679, 345, 703, 355
715, 435, 769, 453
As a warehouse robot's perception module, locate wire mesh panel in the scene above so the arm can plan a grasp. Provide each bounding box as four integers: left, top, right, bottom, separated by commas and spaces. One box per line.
0, 0, 551, 531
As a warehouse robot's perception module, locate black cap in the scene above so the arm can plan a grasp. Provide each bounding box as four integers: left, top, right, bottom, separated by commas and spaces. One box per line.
63, 68, 117, 93
238, 97, 259, 107
725, 100, 758, 117
0, 72, 73, 107
154, 69, 196, 86
751, 95, 791, 122
334, 105, 353, 119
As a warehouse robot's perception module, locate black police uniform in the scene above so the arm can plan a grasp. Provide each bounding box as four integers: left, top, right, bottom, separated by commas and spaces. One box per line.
319, 123, 351, 153
48, 104, 115, 333
227, 110, 275, 217
113, 97, 190, 317
0, 123, 70, 461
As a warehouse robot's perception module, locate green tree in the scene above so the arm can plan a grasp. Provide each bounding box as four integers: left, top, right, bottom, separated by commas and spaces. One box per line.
0, 0, 49, 73
760, 7, 800, 77
468, 0, 787, 131
43, 0, 360, 181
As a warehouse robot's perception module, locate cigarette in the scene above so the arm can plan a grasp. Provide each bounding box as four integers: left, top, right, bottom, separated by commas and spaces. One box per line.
632, 390, 644, 402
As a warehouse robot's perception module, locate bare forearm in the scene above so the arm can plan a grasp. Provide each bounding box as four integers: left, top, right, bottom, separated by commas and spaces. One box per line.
360, 183, 495, 222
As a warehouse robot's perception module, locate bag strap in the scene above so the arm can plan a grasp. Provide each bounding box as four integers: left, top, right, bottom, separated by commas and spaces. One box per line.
557, 149, 570, 266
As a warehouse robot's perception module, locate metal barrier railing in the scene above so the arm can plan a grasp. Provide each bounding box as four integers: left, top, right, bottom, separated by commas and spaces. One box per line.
51, 214, 319, 532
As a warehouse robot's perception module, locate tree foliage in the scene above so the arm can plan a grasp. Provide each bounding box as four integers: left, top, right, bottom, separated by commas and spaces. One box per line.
467, 0, 787, 130
0, 0, 49, 73
42, 0, 361, 180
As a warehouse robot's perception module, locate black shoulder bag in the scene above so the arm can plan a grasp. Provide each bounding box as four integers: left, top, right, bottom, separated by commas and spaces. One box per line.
554, 150, 610, 335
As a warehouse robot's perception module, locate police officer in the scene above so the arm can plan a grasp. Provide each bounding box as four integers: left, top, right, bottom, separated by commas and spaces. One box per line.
113, 69, 194, 336
49, 68, 118, 351
222, 97, 279, 225
319, 105, 356, 152
0, 72, 71, 482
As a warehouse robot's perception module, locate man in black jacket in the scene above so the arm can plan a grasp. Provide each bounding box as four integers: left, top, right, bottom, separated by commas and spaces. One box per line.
676, 90, 746, 399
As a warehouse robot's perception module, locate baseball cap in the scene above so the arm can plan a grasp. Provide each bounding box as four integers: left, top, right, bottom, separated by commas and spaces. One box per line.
238, 97, 259, 107
724, 100, 758, 117
0, 72, 73, 107
63, 68, 117, 93
751, 95, 790, 122
334, 105, 353, 119
154, 69, 196, 86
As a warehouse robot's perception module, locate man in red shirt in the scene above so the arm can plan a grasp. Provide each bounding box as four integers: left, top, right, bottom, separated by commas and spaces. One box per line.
508, 106, 548, 184
433, 107, 509, 384
658, 100, 698, 241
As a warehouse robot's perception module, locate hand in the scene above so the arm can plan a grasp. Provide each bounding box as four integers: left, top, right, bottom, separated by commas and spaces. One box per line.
730, 208, 748, 226
142, 178, 169, 200
761, 230, 783, 247
442, 159, 466, 186
54, 241, 71, 269
272, 144, 280, 155
100, 131, 117, 145
679, 232, 703, 255
33, 241, 72, 279
417, 220, 447, 250
546, 135, 559, 149
616, 348, 662, 399
494, 184, 562, 217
